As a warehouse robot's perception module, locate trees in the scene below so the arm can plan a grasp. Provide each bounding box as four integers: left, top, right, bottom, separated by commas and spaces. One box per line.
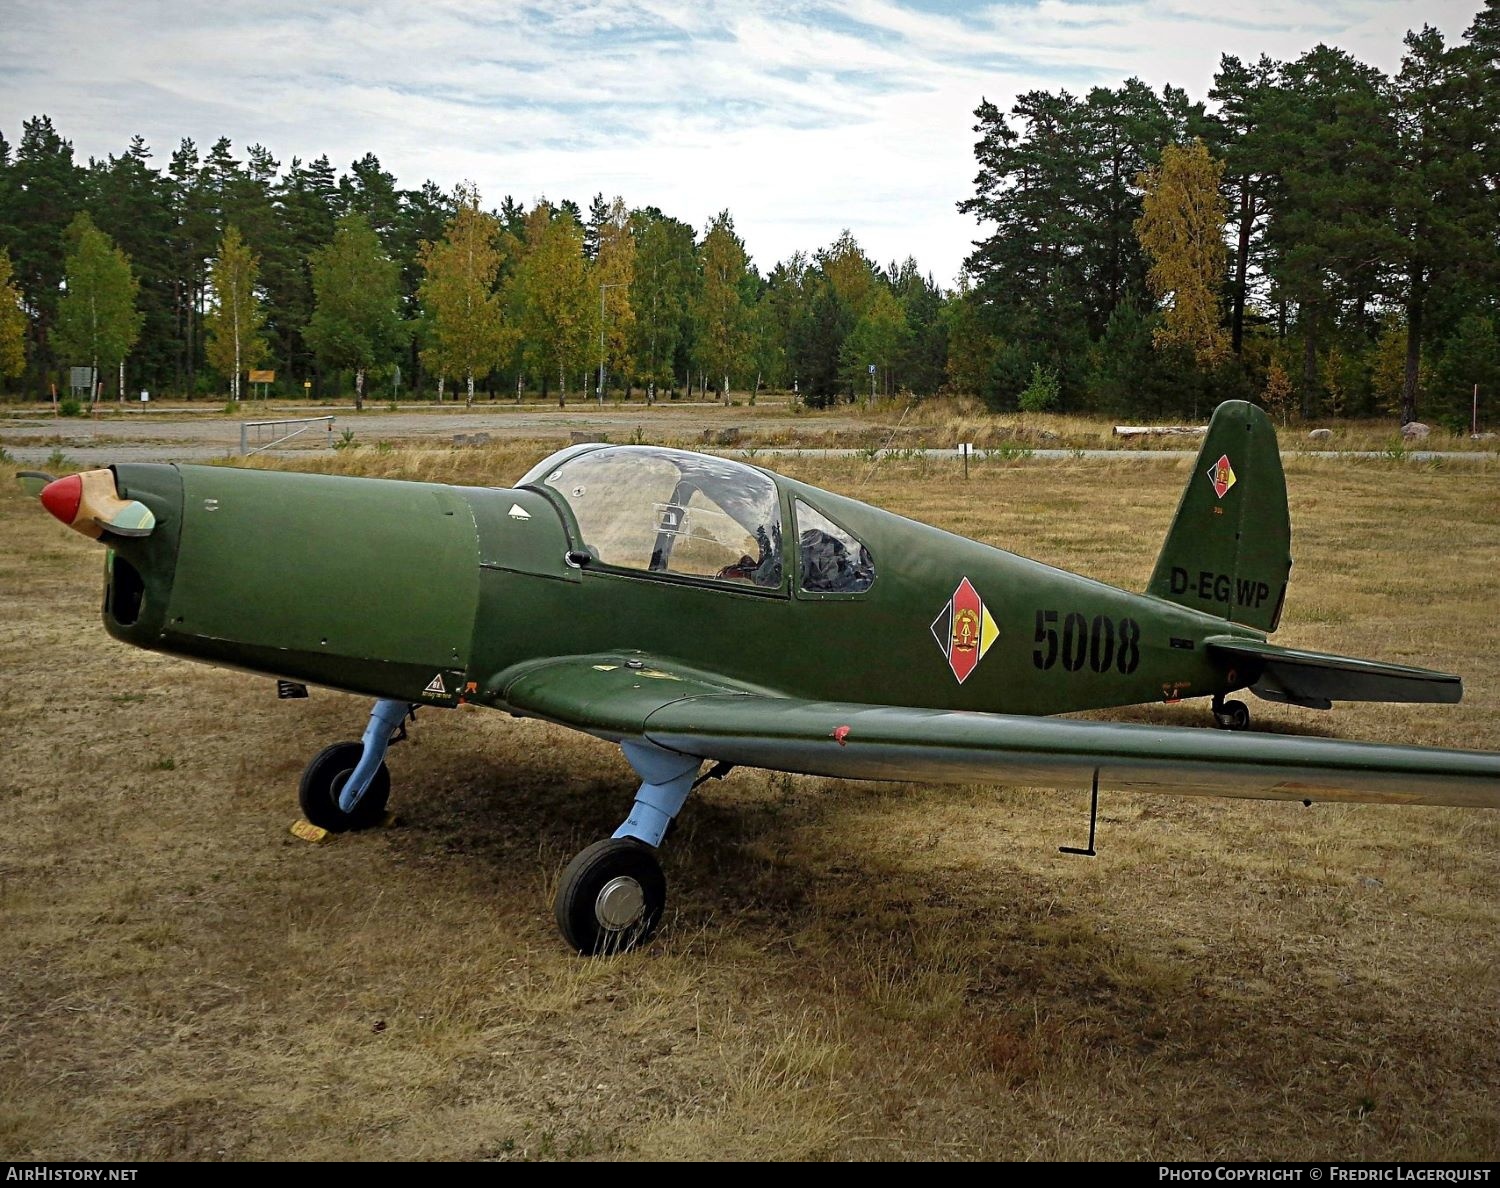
594, 196, 635, 396
205, 225, 268, 400
1432, 314, 1500, 425
943, 277, 994, 397
263, 154, 340, 389
2, 117, 83, 385
53, 212, 143, 400
417, 186, 509, 404
305, 213, 404, 409
629, 209, 697, 398
1261, 47, 1396, 413
85, 136, 177, 390
1135, 140, 1230, 368
891, 258, 948, 396
841, 286, 909, 398
1208, 55, 1280, 355
1388, 21, 1496, 423
693, 211, 750, 401
506, 203, 592, 405
0, 248, 25, 380
958, 80, 1196, 408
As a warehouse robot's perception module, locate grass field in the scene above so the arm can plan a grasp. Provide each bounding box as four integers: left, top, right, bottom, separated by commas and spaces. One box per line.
1, 443, 1496, 1161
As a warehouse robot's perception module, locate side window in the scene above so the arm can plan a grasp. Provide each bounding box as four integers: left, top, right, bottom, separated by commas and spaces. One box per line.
796, 500, 875, 593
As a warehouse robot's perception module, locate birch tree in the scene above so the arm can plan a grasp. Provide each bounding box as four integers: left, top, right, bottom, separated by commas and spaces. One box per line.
204, 224, 268, 400
505, 203, 591, 406
693, 211, 749, 401
53, 212, 142, 400
629, 209, 696, 399
417, 185, 509, 405
594, 196, 635, 395
306, 212, 404, 410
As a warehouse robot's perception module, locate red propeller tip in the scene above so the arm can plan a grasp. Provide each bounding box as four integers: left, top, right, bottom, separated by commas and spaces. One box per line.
40, 474, 83, 525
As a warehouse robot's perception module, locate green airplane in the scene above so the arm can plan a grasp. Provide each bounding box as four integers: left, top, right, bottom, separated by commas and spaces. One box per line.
19, 400, 1499, 954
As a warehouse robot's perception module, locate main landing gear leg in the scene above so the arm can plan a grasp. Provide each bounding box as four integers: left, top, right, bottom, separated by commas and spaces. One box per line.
553, 741, 701, 956
1212, 692, 1250, 732
298, 698, 412, 832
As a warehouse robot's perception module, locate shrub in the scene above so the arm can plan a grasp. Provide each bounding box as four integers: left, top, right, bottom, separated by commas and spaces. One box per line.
1018, 364, 1060, 413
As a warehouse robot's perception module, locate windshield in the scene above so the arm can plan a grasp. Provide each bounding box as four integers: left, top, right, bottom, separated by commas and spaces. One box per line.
537, 446, 784, 589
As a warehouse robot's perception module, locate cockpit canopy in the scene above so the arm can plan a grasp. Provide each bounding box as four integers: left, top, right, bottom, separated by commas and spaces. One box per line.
533, 446, 784, 588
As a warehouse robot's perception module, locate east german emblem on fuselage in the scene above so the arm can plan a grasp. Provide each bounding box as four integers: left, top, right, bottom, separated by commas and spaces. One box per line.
930, 576, 999, 684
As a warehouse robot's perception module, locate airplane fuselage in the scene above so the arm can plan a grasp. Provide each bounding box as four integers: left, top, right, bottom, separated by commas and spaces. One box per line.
99, 453, 1259, 724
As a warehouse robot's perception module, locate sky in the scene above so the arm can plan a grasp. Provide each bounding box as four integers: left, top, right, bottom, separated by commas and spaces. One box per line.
1, 0, 1485, 286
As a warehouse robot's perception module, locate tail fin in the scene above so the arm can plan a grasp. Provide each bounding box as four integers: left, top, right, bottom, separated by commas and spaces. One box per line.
1147, 400, 1291, 633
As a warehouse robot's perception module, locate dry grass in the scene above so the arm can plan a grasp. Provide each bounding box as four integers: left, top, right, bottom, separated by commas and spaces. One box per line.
0, 442, 1496, 1162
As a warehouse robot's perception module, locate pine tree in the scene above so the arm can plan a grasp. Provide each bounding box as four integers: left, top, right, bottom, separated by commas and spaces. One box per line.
1262, 47, 1396, 413
1390, 22, 1495, 423
1432, 314, 1500, 426
205, 225, 268, 400
943, 279, 994, 398
1208, 55, 1280, 354
85, 136, 177, 391
5, 117, 83, 383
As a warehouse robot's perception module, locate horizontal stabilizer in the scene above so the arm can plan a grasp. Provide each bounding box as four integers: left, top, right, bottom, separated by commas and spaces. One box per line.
1206, 637, 1462, 709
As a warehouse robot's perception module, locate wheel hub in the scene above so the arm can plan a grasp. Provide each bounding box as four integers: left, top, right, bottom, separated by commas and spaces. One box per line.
595, 875, 646, 931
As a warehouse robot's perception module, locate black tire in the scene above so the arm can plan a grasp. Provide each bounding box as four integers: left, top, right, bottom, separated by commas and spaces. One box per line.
298, 741, 390, 832
554, 838, 666, 956
1213, 699, 1251, 732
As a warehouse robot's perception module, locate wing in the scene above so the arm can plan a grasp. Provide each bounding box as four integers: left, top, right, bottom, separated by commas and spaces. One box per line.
1206, 636, 1463, 709
496, 655, 1500, 810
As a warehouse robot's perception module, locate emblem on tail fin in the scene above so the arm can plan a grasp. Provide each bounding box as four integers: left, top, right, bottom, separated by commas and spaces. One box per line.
1207, 454, 1237, 499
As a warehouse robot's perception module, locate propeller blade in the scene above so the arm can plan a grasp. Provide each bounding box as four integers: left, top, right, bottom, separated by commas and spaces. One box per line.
16, 471, 57, 498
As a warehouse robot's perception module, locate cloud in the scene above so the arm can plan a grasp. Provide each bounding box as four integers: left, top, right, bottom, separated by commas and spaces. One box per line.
0, 0, 1482, 284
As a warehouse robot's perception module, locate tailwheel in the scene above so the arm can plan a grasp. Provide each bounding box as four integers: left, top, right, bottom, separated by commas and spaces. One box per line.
555, 838, 666, 956
1212, 697, 1251, 732
298, 741, 390, 832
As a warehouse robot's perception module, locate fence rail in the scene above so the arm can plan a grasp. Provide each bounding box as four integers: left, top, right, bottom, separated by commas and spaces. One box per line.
240, 415, 335, 455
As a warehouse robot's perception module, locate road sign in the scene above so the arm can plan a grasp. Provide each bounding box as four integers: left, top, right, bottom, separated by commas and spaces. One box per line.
249, 369, 275, 384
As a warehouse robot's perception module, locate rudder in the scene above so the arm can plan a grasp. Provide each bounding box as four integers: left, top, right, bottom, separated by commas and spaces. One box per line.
1147, 400, 1290, 633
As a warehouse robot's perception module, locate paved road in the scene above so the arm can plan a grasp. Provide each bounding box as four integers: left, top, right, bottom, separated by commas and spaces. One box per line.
3, 408, 1492, 467
0, 402, 843, 452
